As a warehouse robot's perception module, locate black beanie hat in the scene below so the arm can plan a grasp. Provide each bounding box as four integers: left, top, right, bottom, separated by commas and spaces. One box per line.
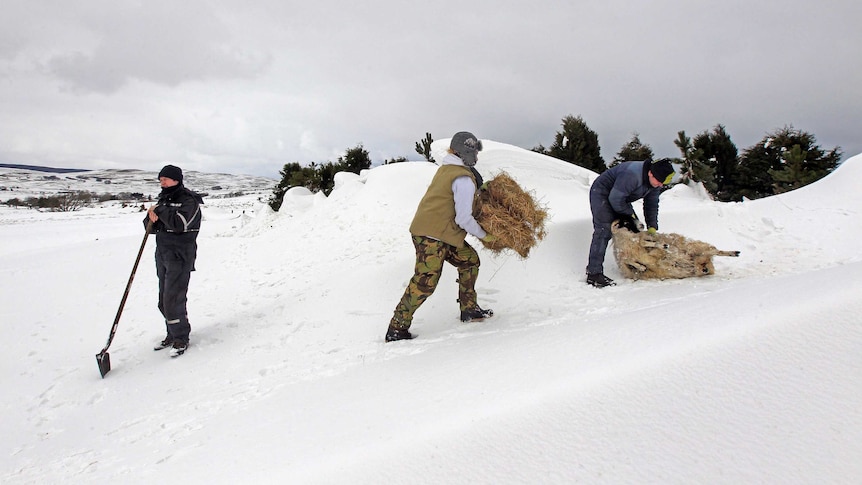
158, 164, 183, 183
650, 158, 675, 185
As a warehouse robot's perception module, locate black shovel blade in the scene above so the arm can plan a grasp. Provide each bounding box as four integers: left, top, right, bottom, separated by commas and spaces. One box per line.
96, 351, 111, 378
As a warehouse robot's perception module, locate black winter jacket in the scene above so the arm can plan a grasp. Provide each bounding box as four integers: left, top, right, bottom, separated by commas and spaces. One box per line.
143, 184, 204, 264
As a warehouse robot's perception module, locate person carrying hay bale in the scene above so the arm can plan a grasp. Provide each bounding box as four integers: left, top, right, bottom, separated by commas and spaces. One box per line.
585, 158, 675, 288
611, 222, 740, 279
475, 172, 548, 258
384, 131, 497, 343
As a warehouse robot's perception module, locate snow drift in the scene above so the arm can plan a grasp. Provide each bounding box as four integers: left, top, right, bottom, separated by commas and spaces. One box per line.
1, 141, 860, 483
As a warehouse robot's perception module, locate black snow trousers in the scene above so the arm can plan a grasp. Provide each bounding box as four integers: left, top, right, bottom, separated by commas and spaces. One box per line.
155, 244, 194, 343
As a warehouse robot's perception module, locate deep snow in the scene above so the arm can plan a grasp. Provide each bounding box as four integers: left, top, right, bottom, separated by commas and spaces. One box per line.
1, 141, 860, 483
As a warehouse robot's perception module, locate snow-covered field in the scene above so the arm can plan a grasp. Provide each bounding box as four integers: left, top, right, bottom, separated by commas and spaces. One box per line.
1, 141, 860, 483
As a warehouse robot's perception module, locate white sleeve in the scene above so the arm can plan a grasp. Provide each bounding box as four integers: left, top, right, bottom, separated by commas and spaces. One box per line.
452, 176, 487, 239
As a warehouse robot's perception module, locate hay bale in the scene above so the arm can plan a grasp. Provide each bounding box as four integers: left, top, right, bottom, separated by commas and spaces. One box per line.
611, 221, 740, 280
475, 172, 548, 258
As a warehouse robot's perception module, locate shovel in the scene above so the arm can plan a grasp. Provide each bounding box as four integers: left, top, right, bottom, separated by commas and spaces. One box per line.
96, 219, 153, 378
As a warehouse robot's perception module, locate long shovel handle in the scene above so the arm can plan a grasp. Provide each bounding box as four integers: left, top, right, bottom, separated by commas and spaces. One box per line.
96, 219, 153, 362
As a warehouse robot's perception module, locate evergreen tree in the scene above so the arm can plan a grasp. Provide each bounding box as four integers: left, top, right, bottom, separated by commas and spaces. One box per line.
736, 139, 781, 200
288, 162, 326, 194
692, 124, 738, 201
739, 125, 842, 199
769, 145, 817, 194
771, 126, 842, 174
674, 131, 694, 182
675, 130, 716, 193
338, 144, 371, 173
383, 156, 409, 164
268, 144, 374, 210
612, 133, 653, 167
314, 161, 341, 195
414, 133, 435, 163
531, 144, 548, 155
268, 162, 303, 211
548, 115, 606, 173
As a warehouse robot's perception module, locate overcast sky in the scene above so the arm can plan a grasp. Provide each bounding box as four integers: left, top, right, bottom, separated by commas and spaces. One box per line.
1, 0, 859, 178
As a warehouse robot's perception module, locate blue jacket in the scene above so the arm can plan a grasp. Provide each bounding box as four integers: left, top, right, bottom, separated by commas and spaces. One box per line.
591, 161, 662, 229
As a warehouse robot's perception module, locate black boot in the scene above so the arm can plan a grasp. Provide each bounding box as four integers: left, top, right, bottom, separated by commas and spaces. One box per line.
587, 273, 616, 288
153, 335, 174, 351
460, 305, 493, 322
385, 326, 415, 342
169, 340, 189, 358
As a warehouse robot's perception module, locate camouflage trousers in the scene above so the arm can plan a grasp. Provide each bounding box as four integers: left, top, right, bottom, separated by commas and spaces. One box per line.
390, 235, 480, 330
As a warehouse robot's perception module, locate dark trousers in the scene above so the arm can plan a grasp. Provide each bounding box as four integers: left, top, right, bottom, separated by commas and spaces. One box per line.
587, 188, 622, 275
155, 246, 193, 342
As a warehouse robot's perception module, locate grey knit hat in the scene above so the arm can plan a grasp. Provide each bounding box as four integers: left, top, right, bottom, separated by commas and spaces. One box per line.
450, 131, 483, 167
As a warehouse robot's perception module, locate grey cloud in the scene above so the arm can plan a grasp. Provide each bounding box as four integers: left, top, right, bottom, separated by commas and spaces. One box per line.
1, 0, 860, 176
45, 2, 270, 94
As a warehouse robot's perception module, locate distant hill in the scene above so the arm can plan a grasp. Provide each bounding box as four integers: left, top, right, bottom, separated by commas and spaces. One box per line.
0, 163, 88, 174
0, 164, 276, 202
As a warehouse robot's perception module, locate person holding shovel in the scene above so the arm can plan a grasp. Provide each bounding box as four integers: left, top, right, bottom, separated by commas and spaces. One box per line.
145, 164, 203, 357
384, 132, 497, 342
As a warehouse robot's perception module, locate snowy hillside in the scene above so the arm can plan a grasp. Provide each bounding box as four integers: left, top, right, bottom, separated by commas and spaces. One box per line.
1, 141, 860, 483
0, 166, 274, 201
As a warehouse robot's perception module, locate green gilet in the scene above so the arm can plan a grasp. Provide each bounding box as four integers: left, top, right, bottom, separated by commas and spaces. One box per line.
409, 165, 477, 247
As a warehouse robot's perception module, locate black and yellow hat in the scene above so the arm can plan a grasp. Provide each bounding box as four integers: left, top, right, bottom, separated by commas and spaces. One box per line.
650, 158, 675, 185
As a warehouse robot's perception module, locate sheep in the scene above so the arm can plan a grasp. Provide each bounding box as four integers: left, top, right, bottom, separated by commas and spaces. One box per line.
610, 221, 740, 280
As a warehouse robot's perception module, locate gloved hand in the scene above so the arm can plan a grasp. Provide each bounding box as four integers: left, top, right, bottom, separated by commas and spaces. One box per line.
480, 181, 489, 191
481, 233, 498, 243
617, 215, 640, 233
632, 213, 645, 232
